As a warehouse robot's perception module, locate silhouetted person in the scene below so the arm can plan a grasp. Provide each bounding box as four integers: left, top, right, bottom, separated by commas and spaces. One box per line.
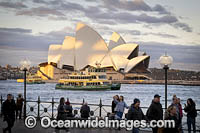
127, 98, 146, 133
16, 94, 24, 119
80, 102, 90, 119
112, 95, 119, 114
57, 97, 66, 121
184, 98, 197, 133
2, 94, 16, 133
65, 98, 73, 117
146, 94, 163, 133
177, 98, 183, 133
164, 105, 179, 133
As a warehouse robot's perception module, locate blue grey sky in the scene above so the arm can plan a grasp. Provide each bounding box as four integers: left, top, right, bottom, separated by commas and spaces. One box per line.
0, 0, 200, 71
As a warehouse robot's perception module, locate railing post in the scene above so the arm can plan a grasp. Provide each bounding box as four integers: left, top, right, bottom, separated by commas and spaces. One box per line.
99, 99, 102, 117
37, 96, 40, 120
0, 95, 3, 117
52, 97, 54, 119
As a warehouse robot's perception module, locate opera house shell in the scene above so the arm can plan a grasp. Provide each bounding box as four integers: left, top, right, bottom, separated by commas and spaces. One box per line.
47, 22, 150, 73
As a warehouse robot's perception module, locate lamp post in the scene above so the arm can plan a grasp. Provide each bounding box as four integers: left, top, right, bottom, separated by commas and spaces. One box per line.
159, 54, 173, 109
20, 59, 30, 120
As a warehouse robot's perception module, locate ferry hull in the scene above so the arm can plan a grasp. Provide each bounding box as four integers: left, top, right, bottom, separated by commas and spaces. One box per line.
55, 84, 120, 91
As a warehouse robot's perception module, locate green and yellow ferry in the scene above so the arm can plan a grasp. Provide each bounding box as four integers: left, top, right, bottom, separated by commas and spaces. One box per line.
55, 73, 120, 91
17, 75, 45, 84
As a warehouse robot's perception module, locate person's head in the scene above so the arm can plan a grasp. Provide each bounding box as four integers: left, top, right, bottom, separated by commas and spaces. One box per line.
84, 102, 88, 106
59, 97, 65, 105
187, 98, 195, 106
177, 98, 181, 104
116, 95, 119, 101
7, 94, 12, 101
133, 98, 140, 108
18, 93, 22, 98
154, 94, 161, 103
173, 94, 177, 98
172, 97, 178, 104
167, 105, 177, 116
66, 98, 70, 105
119, 96, 124, 101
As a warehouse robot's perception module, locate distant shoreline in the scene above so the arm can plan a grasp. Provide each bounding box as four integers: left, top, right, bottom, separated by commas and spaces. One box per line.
2, 79, 200, 86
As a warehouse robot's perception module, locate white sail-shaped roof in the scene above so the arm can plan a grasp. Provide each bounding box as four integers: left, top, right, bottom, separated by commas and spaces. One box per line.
99, 52, 117, 69
75, 22, 109, 69
108, 32, 126, 50
110, 43, 139, 59
48, 44, 62, 64
110, 54, 129, 70
125, 55, 150, 73
58, 36, 75, 68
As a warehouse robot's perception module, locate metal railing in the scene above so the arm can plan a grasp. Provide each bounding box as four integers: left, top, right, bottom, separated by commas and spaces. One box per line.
0, 95, 200, 132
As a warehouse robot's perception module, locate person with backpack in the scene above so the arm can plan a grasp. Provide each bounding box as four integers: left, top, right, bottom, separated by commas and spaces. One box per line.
80, 102, 90, 119
127, 98, 146, 133
184, 98, 197, 133
114, 95, 129, 119
146, 94, 163, 133
16, 93, 24, 119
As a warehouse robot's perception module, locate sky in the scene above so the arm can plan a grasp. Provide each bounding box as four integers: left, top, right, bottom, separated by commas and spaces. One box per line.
0, 0, 200, 71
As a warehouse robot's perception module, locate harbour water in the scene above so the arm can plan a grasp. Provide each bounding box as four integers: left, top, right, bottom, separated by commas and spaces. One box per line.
0, 80, 199, 109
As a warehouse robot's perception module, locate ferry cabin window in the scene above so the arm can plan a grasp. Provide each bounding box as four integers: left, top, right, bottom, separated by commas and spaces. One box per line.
103, 82, 109, 85
99, 75, 106, 79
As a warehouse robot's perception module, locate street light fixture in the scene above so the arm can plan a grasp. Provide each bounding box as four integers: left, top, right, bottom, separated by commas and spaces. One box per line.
20, 59, 31, 120
159, 54, 173, 109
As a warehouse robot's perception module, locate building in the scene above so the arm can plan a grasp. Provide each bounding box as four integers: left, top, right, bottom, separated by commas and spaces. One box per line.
38, 22, 150, 80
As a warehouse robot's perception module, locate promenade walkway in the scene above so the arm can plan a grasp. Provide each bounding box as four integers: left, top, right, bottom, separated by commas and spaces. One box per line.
0, 118, 151, 133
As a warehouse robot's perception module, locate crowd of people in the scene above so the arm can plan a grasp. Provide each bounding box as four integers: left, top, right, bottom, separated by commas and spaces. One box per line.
111, 94, 197, 133
1, 93, 198, 133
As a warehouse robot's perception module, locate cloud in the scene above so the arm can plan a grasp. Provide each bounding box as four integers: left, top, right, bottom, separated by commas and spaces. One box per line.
138, 41, 200, 64
102, 0, 152, 11
152, 4, 170, 15
0, 27, 71, 50
142, 32, 178, 38
0, 28, 32, 33
171, 22, 192, 32
0, 1, 27, 9
16, 6, 65, 17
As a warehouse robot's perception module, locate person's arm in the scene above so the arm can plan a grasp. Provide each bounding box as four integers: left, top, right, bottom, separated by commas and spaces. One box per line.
147, 105, 154, 120
127, 108, 133, 120
124, 102, 129, 109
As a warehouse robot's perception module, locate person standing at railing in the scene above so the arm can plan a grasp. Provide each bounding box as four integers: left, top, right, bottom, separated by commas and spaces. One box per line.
16, 93, 24, 120
164, 105, 179, 133
184, 98, 197, 133
114, 95, 129, 119
177, 98, 183, 133
80, 102, 90, 119
127, 98, 146, 133
146, 94, 163, 133
65, 98, 73, 118
57, 97, 67, 121
111, 95, 119, 114
2, 94, 16, 133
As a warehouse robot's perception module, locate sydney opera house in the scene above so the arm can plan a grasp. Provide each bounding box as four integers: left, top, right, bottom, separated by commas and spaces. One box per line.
37, 22, 150, 80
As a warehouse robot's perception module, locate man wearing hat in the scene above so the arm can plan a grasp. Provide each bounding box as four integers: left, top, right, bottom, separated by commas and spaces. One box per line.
127, 98, 146, 133
146, 94, 163, 133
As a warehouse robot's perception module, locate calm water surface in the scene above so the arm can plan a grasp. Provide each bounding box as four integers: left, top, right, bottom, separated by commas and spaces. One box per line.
0, 80, 199, 109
